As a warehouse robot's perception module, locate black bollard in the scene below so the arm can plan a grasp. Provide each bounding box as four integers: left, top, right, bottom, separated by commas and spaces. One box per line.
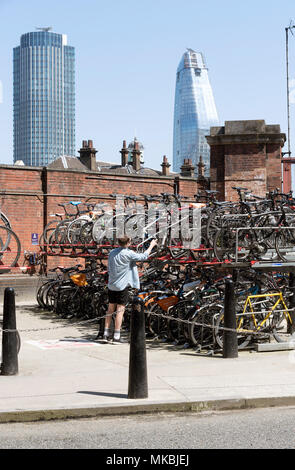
232, 268, 239, 285
223, 279, 238, 358
1, 287, 19, 375
288, 272, 295, 334
128, 297, 148, 399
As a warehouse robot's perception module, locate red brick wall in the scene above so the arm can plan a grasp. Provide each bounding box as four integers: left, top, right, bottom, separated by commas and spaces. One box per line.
210, 142, 282, 202
224, 143, 267, 201
0, 165, 199, 273
266, 143, 283, 192
0, 167, 43, 271
209, 145, 225, 200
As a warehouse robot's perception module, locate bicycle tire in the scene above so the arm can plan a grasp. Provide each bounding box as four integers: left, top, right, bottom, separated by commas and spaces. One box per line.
37, 280, 53, 308
275, 229, 295, 262
187, 306, 216, 348
0, 226, 21, 274
214, 309, 252, 350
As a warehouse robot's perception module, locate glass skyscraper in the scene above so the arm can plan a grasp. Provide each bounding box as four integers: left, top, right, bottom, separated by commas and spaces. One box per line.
13, 30, 75, 166
173, 49, 219, 176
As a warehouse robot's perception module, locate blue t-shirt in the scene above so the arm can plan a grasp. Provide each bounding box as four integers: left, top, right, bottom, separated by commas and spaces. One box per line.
107, 247, 149, 291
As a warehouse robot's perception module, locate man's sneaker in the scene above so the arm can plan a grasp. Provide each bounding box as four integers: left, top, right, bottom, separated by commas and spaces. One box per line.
101, 335, 111, 344
111, 337, 128, 345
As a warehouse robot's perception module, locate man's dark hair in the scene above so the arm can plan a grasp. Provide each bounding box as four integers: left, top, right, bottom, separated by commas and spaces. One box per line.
118, 236, 131, 247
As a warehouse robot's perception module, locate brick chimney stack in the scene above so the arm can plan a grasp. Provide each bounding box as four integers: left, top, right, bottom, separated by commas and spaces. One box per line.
180, 158, 195, 177
197, 155, 205, 178
132, 140, 141, 172
78, 140, 97, 171
120, 140, 129, 166
161, 155, 170, 176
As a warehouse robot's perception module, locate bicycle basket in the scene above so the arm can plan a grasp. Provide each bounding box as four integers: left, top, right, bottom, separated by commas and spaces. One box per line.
70, 273, 88, 287
156, 296, 179, 312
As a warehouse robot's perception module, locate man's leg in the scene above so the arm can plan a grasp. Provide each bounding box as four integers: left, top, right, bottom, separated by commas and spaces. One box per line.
103, 303, 116, 341
115, 304, 125, 338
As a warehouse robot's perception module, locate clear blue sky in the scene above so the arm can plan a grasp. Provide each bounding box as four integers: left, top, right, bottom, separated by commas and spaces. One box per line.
0, 0, 295, 172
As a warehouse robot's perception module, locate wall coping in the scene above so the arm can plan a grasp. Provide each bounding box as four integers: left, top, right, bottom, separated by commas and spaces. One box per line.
206, 133, 286, 147
0, 164, 197, 181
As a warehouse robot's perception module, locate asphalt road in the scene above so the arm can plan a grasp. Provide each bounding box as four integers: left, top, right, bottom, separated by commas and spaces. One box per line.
1, 406, 295, 450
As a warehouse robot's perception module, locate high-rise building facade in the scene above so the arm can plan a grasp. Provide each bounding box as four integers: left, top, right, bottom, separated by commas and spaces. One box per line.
173, 49, 219, 176
13, 30, 75, 166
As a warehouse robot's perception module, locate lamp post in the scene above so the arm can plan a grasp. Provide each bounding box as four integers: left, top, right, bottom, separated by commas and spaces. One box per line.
282, 22, 295, 193
285, 22, 295, 157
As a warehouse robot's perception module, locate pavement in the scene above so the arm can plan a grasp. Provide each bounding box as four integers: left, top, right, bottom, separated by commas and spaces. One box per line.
1, 301, 295, 423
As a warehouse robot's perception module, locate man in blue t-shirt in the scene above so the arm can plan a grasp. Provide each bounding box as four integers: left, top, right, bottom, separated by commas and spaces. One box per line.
103, 235, 157, 344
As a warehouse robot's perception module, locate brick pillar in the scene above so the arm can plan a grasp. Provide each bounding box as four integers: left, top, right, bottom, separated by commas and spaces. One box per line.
78, 140, 97, 171
206, 120, 286, 201
161, 155, 170, 176
120, 140, 129, 167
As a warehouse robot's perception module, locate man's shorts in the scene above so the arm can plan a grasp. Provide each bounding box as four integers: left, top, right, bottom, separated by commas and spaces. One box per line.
108, 287, 129, 306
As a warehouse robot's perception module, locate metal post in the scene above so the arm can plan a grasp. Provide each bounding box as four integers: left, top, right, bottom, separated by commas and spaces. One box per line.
223, 279, 238, 358
1, 288, 19, 375
288, 272, 295, 334
128, 297, 148, 399
286, 27, 291, 158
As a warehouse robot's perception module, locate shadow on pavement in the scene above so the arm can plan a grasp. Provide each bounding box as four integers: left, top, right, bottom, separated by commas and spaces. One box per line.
77, 391, 128, 399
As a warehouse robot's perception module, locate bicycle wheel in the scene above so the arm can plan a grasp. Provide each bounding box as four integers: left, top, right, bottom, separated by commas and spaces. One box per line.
0, 226, 21, 274
37, 280, 53, 308
275, 228, 295, 262
67, 216, 91, 244
45, 281, 63, 311
146, 302, 168, 337
55, 285, 81, 318
80, 221, 94, 244
213, 226, 252, 262
124, 214, 146, 245
206, 210, 223, 248
272, 310, 295, 343
54, 220, 73, 252
166, 300, 194, 343
0, 212, 11, 229
187, 305, 217, 348
43, 219, 60, 245
214, 309, 252, 350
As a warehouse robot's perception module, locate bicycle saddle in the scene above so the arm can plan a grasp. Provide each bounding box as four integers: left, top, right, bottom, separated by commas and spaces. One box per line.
70, 201, 82, 206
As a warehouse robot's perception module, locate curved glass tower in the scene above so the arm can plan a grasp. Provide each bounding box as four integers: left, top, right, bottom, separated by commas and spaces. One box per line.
13, 30, 75, 166
173, 49, 219, 176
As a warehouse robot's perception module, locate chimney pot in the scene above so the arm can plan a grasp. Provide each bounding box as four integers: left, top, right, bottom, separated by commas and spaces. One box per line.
132, 143, 141, 171
161, 155, 171, 176
120, 139, 129, 166
79, 139, 97, 171
180, 157, 195, 177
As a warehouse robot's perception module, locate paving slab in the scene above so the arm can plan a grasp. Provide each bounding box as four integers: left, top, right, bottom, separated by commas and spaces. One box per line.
1, 303, 295, 422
